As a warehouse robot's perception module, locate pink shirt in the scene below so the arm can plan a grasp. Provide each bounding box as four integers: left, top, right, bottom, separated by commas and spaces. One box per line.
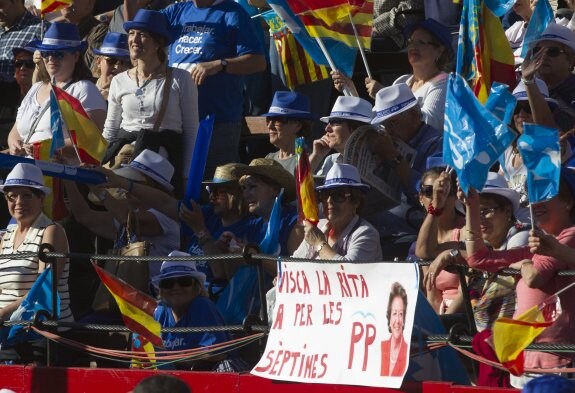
468, 226, 575, 368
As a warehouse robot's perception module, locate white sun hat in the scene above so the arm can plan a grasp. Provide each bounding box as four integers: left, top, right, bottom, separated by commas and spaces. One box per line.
0, 163, 50, 195
320, 96, 373, 124
371, 83, 418, 125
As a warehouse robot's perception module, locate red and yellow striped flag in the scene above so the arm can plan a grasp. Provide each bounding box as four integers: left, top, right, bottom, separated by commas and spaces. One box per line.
287, 0, 373, 49
52, 85, 107, 165
41, 0, 72, 15
92, 263, 163, 348
493, 298, 560, 375
262, 10, 330, 89
32, 139, 68, 221
295, 137, 319, 224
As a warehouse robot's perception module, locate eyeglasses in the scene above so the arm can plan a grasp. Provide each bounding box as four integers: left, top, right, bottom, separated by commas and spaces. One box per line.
5, 192, 36, 203
479, 207, 501, 219
406, 39, 440, 49
103, 57, 131, 67
266, 116, 290, 125
327, 119, 346, 127
514, 102, 532, 114
40, 51, 67, 60
532, 46, 568, 58
419, 184, 433, 198
159, 276, 197, 289
317, 189, 351, 203
13, 60, 35, 70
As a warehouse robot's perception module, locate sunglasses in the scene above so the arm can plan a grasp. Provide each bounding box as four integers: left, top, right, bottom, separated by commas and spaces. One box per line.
327, 119, 346, 127
40, 51, 67, 60
13, 60, 35, 70
103, 57, 131, 67
266, 116, 290, 125
406, 38, 440, 49
159, 276, 197, 289
515, 102, 532, 114
479, 206, 501, 219
317, 189, 351, 203
419, 184, 433, 198
532, 46, 568, 58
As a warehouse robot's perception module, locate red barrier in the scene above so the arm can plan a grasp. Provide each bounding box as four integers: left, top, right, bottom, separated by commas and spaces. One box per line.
0, 366, 520, 393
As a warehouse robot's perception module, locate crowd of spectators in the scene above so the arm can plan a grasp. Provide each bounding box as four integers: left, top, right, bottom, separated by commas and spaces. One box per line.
0, 0, 574, 389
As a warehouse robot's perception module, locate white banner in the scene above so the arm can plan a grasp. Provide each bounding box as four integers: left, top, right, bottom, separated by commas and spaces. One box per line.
251, 262, 419, 388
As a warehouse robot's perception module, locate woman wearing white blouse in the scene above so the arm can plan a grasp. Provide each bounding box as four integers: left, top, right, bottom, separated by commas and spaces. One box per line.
103, 9, 199, 193
7, 23, 107, 159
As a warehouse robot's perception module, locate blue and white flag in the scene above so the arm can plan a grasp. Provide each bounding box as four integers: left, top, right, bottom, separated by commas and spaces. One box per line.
520, 0, 553, 58
443, 73, 516, 194
517, 123, 561, 203
49, 88, 65, 158
484, 82, 517, 125
2, 268, 60, 344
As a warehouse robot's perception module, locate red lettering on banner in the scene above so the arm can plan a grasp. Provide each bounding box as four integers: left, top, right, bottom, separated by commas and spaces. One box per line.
294, 303, 313, 326
272, 304, 284, 330
322, 301, 342, 325
254, 350, 275, 372
255, 345, 329, 379
316, 270, 331, 295
279, 270, 311, 294
337, 266, 369, 298
348, 322, 377, 371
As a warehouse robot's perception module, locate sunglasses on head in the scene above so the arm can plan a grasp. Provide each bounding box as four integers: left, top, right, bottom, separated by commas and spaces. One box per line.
515, 102, 532, 114
419, 184, 433, 198
40, 51, 67, 60
532, 46, 568, 58
13, 60, 35, 70
317, 189, 351, 203
159, 275, 197, 289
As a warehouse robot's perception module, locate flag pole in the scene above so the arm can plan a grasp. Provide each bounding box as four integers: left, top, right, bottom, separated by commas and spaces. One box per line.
50, 82, 83, 164
529, 203, 536, 231
348, 13, 372, 80
314, 36, 353, 96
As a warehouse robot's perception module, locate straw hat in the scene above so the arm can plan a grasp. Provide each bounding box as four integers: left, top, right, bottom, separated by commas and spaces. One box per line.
320, 96, 373, 124
316, 163, 370, 193
371, 83, 418, 124
233, 158, 296, 202
0, 163, 50, 195
202, 163, 247, 185
151, 251, 206, 289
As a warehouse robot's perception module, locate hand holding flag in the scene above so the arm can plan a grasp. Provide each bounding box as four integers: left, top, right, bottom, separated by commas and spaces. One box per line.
295, 137, 319, 225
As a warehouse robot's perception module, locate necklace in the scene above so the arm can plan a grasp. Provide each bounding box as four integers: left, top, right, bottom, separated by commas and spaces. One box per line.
134, 63, 164, 96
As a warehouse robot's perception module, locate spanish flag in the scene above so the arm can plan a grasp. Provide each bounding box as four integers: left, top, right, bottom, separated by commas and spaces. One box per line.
287, 0, 373, 50
41, 0, 72, 15
52, 85, 107, 165
492, 296, 561, 375
295, 137, 318, 225
457, 0, 516, 103
92, 263, 163, 348
32, 139, 68, 221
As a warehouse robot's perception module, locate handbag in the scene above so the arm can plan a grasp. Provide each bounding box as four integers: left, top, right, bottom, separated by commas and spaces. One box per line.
103, 67, 173, 169
92, 210, 151, 314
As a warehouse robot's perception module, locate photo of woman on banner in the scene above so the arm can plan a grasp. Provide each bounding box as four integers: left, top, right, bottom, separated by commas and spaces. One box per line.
380, 282, 408, 377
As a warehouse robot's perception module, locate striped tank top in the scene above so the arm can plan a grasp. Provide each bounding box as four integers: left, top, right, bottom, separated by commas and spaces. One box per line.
0, 213, 73, 323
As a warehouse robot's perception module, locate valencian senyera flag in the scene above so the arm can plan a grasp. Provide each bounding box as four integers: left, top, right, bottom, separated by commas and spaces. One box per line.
33, 139, 68, 220
286, 0, 373, 50
262, 10, 330, 89
516, 123, 561, 204
92, 263, 163, 348
493, 294, 562, 376
443, 73, 516, 194
267, 0, 357, 77
295, 137, 318, 224
52, 85, 108, 165
457, 0, 516, 103
41, 0, 72, 15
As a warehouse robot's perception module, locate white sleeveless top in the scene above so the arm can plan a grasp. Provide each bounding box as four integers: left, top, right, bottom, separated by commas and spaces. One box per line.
0, 213, 73, 322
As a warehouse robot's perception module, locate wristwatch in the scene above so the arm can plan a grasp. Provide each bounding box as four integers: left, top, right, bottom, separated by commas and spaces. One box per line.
449, 248, 460, 259
316, 241, 328, 253
220, 59, 228, 73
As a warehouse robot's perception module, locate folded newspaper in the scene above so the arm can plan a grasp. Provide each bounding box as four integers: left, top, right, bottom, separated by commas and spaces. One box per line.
343, 126, 416, 211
